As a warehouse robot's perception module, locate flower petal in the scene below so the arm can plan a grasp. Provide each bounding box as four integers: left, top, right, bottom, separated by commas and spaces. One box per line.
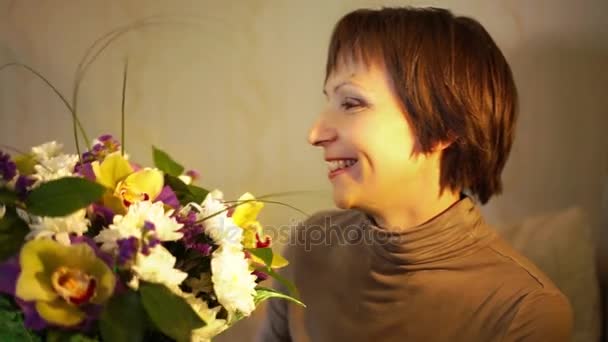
0, 256, 19, 296
122, 168, 164, 201
92, 152, 133, 189
155, 186, 180, 209
16, 240, 59, 302
232, 193, 264, 228
36, 298, 86, 326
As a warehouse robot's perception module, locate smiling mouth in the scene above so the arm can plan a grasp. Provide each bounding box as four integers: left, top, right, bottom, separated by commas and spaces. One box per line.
326, 159, 358, 178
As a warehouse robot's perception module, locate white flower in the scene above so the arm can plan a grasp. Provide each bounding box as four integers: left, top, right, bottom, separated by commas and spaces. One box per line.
16, 208, 32, 223
31, 141, 63, 161
29, 141, 79, 187
162, 287, 227, 342
208, 189, 224, 200
94, 201, 186, 291
0, 205, 5, 219
32, 154, 79, 186
185, 273, 214, 295
129, 245, 188, 290
211, 245, 257, 316
197, 193, 243, 247
189, 300, 228, 342
26, 209, 90, 245
178, 174, 192, 185
95, 201, 183, 253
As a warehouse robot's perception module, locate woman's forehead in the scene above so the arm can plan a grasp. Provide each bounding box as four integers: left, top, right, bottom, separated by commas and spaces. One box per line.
324, 57, 388, 89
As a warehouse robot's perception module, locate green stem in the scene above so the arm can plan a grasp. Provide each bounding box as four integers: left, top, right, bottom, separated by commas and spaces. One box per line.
223, 199, 309, 217
0, 144, 28, 155
195, 198, 309, 224
121, 57, 129, 155
0, 63, 90, 159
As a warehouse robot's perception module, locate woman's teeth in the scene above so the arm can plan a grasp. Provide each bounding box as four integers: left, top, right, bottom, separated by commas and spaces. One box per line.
327, 159, 357, 172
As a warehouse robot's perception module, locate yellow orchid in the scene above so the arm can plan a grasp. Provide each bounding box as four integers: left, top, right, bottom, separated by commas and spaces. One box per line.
15, 239, 115, 327
91, 152, 164, 214
232, 192, 265, 249
232, 193, 288, 268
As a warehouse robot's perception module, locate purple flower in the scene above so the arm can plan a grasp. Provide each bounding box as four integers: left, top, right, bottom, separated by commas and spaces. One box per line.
89, 204, 115, 225
0, 150, 17, 182
141, 221, 161, 256
252, 269, 269, 282
191, 242, 212, 256
117, 237, 139, 265
0, 257, 49, 331
80, 134, 122, 163
175, 210, 213, 256
97, 134, 114, 143
74, 161, 96, 181
16, 298, 48, 331
0, 256, 19, 296
155, 186, 180, 209
185, 169, 200, 181
14, 175, 35, 200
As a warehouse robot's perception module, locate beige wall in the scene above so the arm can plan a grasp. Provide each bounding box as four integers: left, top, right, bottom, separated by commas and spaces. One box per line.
1, 0, 606, 339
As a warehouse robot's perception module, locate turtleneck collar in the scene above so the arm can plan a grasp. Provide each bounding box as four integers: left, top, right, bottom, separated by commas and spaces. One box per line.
359, 196, 496, 269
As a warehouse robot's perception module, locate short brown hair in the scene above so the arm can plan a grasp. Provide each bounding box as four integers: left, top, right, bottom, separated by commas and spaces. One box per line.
326, 7, 518, 204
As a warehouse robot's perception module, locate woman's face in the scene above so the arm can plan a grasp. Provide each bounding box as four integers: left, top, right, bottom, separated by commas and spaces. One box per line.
309, 59, 440, 216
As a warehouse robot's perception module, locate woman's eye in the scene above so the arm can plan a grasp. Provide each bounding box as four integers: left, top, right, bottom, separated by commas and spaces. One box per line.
341, 97, 365, 110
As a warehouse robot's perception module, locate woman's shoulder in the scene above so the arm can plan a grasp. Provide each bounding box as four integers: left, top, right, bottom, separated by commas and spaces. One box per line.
502, 285, 573, 341
482, 235, 565, 293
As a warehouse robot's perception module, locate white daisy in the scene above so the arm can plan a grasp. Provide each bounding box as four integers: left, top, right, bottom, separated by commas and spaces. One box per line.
128, 245, 188, 291
189, 301, 228, 342
95, 201, 183, 253
26, 209, 90, 245
210, 245, 257, 316
31, 141, 64, 161
32, 153, 79, 184
197, 193, 243, 247
28, 141, 79, 188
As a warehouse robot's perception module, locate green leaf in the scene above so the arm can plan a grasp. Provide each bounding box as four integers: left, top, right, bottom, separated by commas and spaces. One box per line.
164, 175, 209, 206
187, 184, 209, 204
164, 175, 189, 199
25, 177, 105, 217
246, 248, 273, 266
0, 207, 29, 261
256, 266, 300, 299
139, 282, 205, 342
254, 286, 306, 308
152, 146, 184, 177
0, 295, 41, 342
100, 290, 146, 342
246, 248, 289, 269
46, 331, 97, 342
0, 188, 18, 205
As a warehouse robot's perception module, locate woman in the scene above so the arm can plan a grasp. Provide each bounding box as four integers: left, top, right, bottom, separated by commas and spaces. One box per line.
257, 7, 572, 342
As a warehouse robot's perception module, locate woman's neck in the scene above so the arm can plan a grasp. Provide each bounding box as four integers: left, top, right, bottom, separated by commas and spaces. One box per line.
368, 189, 462, 231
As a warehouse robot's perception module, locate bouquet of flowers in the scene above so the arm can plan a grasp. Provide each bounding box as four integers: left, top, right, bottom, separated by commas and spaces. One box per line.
0, 135, 303, 341
0, 34, 304, 339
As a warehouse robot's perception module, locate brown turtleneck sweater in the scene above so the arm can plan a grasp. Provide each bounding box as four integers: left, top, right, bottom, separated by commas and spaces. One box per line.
255, 198, 573, 341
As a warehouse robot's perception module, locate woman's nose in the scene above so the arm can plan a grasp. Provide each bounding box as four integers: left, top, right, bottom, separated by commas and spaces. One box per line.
308, 115, 337, 147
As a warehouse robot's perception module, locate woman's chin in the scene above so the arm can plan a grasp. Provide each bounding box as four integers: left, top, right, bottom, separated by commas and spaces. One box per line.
332, 187, 357, 209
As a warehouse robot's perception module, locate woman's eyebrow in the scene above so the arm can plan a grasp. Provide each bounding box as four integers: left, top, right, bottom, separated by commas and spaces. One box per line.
322, 78, 363, 96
